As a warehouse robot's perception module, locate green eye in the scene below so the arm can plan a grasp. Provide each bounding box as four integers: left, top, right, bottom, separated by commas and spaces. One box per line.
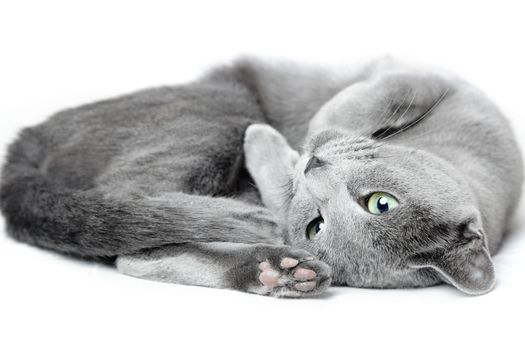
366, 192, 399, 214
306, 216, 325, 240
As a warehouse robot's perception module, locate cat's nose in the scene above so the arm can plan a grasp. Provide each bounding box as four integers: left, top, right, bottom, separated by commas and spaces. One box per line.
304, 156, 325, 174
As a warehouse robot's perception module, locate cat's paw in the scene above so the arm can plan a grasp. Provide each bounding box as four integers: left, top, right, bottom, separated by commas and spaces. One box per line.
251, 247, 332, 297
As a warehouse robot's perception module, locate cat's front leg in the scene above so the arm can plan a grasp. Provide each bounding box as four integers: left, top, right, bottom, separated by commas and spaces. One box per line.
116, 242, 331, 298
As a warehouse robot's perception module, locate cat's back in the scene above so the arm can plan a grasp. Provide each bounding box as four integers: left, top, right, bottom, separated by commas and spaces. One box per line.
11, 71, 263, 191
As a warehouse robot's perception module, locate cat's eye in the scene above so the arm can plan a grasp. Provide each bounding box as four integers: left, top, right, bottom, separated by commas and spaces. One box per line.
366, 192, 399, 214
306, 216, 325, 240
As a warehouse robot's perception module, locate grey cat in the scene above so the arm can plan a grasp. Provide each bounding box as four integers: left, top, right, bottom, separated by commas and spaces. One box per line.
1, 58, 522, 297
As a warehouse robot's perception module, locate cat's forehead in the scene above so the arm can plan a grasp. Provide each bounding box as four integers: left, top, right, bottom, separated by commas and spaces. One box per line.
305, 141, 469, 203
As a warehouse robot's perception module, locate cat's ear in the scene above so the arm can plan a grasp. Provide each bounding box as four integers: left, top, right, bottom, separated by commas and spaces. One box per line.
244, 124, 299, 215
408, 224, 495, 295
367, 73, 450, 140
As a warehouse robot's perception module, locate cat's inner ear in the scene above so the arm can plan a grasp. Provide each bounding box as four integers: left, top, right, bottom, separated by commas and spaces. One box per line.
408, 223, 495, 295
368, 74, 450, 140
243, 124, 299, 214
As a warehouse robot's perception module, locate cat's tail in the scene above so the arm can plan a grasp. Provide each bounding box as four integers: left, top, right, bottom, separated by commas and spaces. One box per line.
0, 127, 272, 258
0, 127, 163, 257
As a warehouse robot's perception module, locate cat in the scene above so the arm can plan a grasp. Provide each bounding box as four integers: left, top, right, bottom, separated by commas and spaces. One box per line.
1, 58, 522, 297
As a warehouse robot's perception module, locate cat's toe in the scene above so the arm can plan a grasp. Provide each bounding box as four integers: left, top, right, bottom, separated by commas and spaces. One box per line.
280, 257, 299, 269
294, 281, 317, 292
258, 261, 281, 288
258, 269, 280, 288
253, 248, 332, 298
257, 256, 320, 290
293, 267, 317, 281
288, 258, 332, 296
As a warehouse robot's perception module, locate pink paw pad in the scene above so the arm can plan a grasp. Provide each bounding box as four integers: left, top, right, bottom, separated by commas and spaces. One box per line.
294, 281, 317, 292
280, 257, 299, 269
294, 268, 317, 281
258, 257, 319, 292
258, 261, 280, 288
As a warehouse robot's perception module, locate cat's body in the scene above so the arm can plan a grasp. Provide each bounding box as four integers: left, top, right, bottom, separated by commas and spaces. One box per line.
1, 58, 522, 296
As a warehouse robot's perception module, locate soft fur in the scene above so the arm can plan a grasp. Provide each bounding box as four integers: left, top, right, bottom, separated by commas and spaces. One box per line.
1, 58, 522, 297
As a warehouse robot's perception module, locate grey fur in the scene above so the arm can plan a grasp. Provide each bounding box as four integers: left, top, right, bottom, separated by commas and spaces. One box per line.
1, 57, 522, 297
117, 242, 331, 297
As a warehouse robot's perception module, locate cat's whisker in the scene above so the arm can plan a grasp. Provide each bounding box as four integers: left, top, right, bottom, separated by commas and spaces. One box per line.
361, 97, 394, 137
374, 90, 417, 139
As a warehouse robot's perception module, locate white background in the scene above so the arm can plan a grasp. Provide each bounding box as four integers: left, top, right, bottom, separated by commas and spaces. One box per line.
1, 1, 524, 349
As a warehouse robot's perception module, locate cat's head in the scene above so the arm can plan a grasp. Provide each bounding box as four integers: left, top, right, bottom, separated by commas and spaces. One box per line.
244, 71, 497, 295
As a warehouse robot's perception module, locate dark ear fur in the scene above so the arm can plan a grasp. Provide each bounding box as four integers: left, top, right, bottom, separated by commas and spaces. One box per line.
409, 224, 495, 295
369, 73, 450, 140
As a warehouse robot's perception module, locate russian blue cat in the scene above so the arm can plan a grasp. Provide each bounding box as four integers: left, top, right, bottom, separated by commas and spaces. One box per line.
1, 58, 522, 296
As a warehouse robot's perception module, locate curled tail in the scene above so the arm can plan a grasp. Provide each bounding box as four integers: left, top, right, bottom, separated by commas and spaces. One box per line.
1, 127, 275, 257
0, 127, 172, 257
